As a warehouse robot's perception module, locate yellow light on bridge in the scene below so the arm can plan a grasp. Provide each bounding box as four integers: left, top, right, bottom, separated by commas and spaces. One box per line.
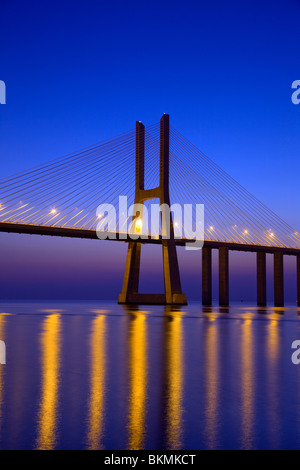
210, 226, 214, 230
244, 230, 248, 234
50, 209, 57, 215
136, 219, 142, 233
174, 222, 178, 227
270, 232, 274, 237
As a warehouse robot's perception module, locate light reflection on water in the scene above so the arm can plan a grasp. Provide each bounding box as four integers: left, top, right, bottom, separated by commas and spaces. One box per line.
240, 318, 254, 449
128, 311, 147, 450
204, 313, 219, 449
0, 314, 6, 438
165, 313, 183, 450
0, 302, 300, 449
86, 314, 106, 450
36, 312, 62, 450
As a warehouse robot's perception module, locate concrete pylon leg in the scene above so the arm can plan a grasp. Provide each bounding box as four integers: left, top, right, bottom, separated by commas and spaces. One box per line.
219, 247, 229, 306
118, 242, 141, 303
274, 252, 284, 307
257, 252, 267, 306
202, 246, 212, 305
162, 240, 187, 304
297, 255, 300, 306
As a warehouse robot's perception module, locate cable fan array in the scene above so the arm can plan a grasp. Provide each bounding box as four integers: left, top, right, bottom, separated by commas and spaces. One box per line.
0, 121, 299, 249
168, 125, 300, 248
0, 129, 138, 231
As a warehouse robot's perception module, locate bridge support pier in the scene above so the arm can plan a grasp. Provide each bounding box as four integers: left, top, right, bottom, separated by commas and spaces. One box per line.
257, 252, 267, 306
274, 252, 284, 307
118, 242, 141, 304
219, 247, 229, 306
297, 255, 300, 306
202, 246, 212, 305
119, 114, 187, 305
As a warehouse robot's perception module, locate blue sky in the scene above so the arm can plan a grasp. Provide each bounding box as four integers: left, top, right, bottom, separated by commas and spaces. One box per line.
0, 0, 299, 300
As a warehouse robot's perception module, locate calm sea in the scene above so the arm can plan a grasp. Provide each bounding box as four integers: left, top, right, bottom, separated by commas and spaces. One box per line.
0, 301, 300, 450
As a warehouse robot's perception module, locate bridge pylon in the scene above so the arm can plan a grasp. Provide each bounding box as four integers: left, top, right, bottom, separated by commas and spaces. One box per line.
118, 114, 187, 305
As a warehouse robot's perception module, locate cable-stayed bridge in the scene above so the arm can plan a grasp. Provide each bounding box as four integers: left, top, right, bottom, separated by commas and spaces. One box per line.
0, 114, 299, 306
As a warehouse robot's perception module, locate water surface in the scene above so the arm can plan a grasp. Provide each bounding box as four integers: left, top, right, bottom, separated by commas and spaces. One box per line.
0, 301, 300, 450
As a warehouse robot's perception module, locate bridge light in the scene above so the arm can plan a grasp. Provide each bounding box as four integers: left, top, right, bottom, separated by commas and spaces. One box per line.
210, 226, 214, 230
50, 209, 57, 214
270, 232, 274, 237
136, 219, 142, 233
97, 213, 103, 219
175, 222, 178, 227
244, 230, 248, 234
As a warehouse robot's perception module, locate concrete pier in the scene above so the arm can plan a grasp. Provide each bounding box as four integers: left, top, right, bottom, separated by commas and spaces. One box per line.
257, 251, 267, 306
219, 247, 229, 306
274, 252, 284, 307
297, 254, 300, 306
202, 246, 212, 305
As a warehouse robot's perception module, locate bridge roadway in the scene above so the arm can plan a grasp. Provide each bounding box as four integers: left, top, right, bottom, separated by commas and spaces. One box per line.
1, 221, 300, 306
0, 222, 299, 255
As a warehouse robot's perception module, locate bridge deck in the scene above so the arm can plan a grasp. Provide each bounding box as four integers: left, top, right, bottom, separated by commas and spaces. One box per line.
1, 222, 300, 256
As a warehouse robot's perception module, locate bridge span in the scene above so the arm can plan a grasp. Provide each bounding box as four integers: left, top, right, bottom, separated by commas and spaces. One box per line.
1, 114, 299, 307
